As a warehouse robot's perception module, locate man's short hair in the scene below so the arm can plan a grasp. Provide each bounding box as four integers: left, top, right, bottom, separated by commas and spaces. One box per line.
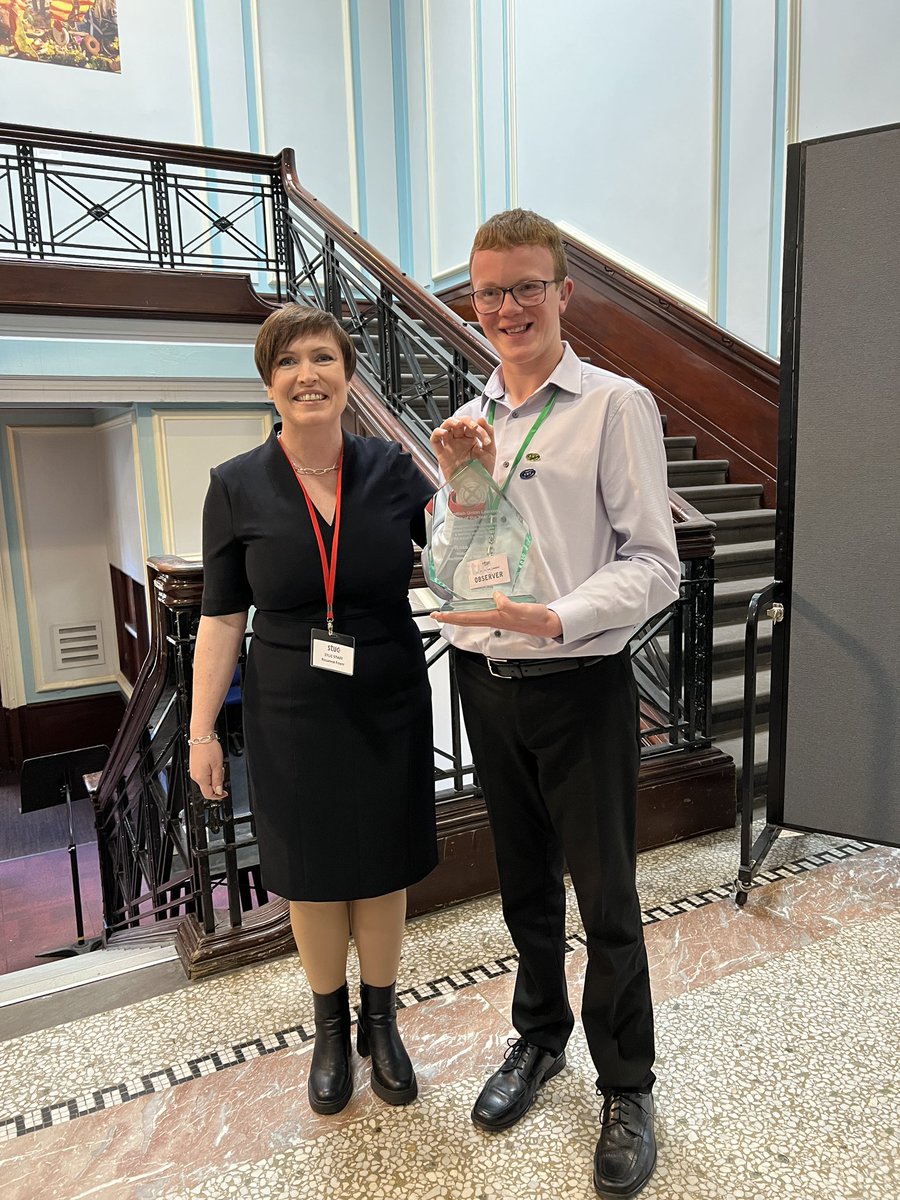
254, 304, 356, 385
470, 209, 568, 282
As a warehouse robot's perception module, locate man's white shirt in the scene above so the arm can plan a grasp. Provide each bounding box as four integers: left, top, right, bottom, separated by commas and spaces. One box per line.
436, 343, 681, 659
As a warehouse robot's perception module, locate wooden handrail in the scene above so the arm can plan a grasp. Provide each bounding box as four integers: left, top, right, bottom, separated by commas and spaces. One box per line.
94, 557, 202, 816
0, 122, 277, 173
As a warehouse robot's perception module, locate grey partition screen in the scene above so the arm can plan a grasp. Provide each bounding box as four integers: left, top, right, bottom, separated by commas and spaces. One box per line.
769, 121, 900, 846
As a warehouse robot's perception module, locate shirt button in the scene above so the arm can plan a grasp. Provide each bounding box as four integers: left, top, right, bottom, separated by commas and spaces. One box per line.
511, 412, 519, 419
502, 461, 510, 468
493, 630, 502, 638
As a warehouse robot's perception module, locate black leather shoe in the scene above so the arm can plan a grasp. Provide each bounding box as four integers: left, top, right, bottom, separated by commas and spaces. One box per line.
593, 1091, 657, 1198
356, 982, 418, 1105
308, 983, 353, 1115
471, 1037, 566, 1131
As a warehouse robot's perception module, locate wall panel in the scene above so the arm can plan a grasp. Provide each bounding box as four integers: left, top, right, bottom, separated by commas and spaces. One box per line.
255, 0, 355, 223
722, 0, 778, 348
153, 410, 271, 559
7, 425, 119, 693
424, 0, 480, 279
513, 0, 716, 307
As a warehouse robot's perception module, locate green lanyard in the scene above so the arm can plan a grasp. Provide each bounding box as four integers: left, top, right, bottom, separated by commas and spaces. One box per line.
487, 386, 560, 493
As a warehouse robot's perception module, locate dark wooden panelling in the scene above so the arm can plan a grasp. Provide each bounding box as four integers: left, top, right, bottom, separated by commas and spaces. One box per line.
636, 748, 735, 850
109, 566, 150, 687
0, 261, 273, 322
0, 675, 22, 773
15, 691, 126, 766
440, 241, 780, 507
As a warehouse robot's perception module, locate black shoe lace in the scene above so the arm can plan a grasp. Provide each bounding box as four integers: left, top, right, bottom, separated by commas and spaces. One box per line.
598, 1091, 645, 1136
501, 1036, 529, 1071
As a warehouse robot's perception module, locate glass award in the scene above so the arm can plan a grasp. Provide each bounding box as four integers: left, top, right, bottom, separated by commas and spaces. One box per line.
424, 460, 539, 611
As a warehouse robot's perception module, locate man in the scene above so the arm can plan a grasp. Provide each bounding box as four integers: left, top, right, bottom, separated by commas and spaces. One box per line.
429, 209, 680, 1199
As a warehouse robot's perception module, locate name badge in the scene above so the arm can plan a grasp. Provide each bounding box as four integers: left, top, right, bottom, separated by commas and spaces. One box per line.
310, 628, 356, 675
466, 553, 511, 591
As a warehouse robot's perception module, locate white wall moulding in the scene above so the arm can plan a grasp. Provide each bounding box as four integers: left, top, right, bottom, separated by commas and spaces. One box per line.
708, 0, 725, 325
0, 467, 27, 710
556, 221, 708, 316
431, 261, 470, 285
153, 409, 272, 558
722, 0, 778, 350
186, 0, 206, 147
96, 412, 149, 589
505, 0, 518, 210
0, 381, 268, 399
0, 315, 262, 345
424, 0, 481, 280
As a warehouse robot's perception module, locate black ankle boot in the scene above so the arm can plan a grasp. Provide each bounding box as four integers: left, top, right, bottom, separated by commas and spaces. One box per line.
308, 983, 353, 1115
356, 982, 417, 1105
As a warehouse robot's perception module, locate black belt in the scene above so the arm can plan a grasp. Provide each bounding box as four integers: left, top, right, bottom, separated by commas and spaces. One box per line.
459, 651, 604, 679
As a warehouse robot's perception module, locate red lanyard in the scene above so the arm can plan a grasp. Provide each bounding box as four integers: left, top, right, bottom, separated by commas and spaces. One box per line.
278, 437, 344, 636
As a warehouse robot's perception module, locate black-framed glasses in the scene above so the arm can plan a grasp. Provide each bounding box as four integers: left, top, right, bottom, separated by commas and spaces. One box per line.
469, 278, 561, 315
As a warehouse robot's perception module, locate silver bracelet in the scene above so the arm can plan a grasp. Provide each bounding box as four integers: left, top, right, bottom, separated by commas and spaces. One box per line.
187, 732, 220, 746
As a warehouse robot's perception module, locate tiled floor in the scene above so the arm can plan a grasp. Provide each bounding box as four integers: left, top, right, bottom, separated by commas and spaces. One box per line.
0, 826, 897, 1199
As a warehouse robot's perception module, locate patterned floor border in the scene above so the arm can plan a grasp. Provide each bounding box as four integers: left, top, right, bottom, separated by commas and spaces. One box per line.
0, 839, 871, 1142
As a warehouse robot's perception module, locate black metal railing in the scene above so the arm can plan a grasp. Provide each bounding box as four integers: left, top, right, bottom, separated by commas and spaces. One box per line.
93, 559, 480, 946
91, 559, 254, 943
0, 125, 291, 295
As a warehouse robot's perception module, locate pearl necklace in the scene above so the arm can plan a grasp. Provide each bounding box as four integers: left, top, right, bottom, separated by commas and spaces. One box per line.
278, 434, 340, 475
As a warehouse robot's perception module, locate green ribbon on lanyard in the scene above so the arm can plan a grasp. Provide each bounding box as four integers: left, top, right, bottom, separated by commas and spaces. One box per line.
487, 386, 560, 493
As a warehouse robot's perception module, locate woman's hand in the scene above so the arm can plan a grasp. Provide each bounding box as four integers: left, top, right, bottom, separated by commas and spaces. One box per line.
189, 739, 228, 800
431, 591, 563, 638
430, 416, 495, 482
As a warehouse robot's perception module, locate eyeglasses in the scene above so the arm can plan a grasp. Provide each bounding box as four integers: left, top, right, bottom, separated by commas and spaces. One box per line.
469, 279, 561, 315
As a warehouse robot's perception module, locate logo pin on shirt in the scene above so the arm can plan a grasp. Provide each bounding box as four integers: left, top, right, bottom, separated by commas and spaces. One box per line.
519, 468, 537, 480
525, 452, 541, 461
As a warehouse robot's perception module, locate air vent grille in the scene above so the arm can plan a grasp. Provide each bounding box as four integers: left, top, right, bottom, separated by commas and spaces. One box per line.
52, 621, 105, 670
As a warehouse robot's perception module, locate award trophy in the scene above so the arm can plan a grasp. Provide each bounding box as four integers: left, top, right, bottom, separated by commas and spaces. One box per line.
424, 460, 539, 611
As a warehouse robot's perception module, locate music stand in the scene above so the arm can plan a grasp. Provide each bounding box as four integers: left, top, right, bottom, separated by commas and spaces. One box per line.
19, 744, 110, 958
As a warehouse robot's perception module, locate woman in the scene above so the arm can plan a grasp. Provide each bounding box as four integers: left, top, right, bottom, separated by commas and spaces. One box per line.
189, 304, 438, 1115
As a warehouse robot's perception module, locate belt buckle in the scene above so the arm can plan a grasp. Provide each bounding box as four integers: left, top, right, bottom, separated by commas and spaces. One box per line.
487, 658, 511, 679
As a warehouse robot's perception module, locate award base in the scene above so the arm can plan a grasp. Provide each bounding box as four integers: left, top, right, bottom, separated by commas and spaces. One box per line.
436, 592, 536, 613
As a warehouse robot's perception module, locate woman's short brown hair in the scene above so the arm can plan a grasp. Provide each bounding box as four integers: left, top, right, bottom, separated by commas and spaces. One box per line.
254, 304, 357, 385
469, 208, 568, 283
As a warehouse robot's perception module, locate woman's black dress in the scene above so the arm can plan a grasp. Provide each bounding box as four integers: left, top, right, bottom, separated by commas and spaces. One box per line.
200, 428, 438, 901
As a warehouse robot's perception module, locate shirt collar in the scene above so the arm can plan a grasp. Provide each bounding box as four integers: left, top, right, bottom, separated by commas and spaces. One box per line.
482, 342, 583, 409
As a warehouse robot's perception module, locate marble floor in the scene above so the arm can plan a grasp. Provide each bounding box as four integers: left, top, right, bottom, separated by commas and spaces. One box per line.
0, 825, 897, 1200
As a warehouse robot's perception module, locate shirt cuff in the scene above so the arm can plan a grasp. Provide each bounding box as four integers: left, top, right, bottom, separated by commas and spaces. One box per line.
547, 594, 596, 646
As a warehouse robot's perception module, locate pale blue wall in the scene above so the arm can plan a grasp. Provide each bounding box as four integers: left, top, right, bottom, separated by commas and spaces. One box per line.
514, 0, 716, 307
0, 0, 200, 143
798, 0, 900, 141
720, 0, 778, 350
2, 0, 899, 353
256, 0, 355, 220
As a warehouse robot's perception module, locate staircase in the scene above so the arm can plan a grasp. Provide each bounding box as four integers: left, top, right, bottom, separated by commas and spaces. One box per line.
662, 428, 774, 794
374, 326, 774, 795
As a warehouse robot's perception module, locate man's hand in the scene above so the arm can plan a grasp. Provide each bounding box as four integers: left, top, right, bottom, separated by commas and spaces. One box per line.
431, 591, 563, 638
431, 416, 495, 482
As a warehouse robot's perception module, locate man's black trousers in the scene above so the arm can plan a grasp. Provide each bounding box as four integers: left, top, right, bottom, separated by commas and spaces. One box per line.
454, 647, 655, 1092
